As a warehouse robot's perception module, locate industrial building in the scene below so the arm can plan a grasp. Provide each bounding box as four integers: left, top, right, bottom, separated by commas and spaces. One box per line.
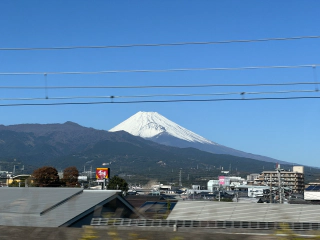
166, 201, 320, 223
207, 176, 246, 192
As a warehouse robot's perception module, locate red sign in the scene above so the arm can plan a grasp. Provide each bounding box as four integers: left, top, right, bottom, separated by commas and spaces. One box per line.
96, 168, 110, 180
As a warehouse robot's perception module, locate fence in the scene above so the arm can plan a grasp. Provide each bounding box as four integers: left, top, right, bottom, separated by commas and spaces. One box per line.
91, 218, 320, 231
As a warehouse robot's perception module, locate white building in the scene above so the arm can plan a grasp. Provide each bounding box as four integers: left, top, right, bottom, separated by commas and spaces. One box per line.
236, 185, 270, 198
304, 185, 320, 200
207, 180, 219, 192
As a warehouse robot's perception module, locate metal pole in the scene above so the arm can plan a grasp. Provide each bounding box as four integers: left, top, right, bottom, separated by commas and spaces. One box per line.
270, 173, 272, 203
278, 168, 282, 204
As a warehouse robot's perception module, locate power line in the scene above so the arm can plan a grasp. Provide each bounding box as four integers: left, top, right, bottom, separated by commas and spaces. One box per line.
1, 35, 320, 51
0, 82, 319, 89
0, 89, 318, 101
0, 96, 319, 107
1, 64, 319, 76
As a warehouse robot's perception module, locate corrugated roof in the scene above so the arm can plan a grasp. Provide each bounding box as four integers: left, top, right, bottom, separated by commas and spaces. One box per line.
0, 188, 123, 227
0, 188, 82, 214
167, 201, 320, 223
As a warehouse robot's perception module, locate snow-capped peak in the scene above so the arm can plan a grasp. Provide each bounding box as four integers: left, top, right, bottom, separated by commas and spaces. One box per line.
109, 111, 215, 144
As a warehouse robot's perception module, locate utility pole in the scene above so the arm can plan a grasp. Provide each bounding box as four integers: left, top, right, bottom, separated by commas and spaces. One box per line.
269, 173, 272, 204
179, 169, 182, 187
277, 164, 283, 204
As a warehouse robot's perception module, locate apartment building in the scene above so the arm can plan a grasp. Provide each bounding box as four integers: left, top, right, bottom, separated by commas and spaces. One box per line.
254, 166, 304, 193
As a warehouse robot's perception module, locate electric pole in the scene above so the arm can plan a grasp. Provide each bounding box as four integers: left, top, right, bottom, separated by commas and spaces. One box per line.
269, 173, 272, 204
277, 164, 283, 204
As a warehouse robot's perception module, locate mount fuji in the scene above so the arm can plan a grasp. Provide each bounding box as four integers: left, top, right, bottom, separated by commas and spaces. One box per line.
109, 111, 280, 163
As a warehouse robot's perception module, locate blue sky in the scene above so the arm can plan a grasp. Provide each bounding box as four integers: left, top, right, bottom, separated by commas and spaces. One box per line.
1, 1, 320, 166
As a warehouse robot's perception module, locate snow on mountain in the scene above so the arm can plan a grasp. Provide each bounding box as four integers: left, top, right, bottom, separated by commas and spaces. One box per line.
109, 111, 285, 164
109, 111, 215, 145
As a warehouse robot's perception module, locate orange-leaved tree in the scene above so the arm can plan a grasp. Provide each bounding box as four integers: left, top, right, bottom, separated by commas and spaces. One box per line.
32, 166, 60, 187
63, 166, 79, 187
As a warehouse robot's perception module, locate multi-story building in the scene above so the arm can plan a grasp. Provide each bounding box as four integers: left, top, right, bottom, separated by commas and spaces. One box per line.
246, 173, 260, 184
254, 166, 304, 193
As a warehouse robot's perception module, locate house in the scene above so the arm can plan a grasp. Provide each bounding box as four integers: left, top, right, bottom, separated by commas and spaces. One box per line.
6, 174, 31, 186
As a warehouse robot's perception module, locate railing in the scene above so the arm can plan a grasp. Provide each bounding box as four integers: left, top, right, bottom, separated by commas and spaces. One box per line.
91, 218, 320, 230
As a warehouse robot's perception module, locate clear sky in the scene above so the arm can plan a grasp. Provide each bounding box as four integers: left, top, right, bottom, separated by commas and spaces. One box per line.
1, 1, 320, 166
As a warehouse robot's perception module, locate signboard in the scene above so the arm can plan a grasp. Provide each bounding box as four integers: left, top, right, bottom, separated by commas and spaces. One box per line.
218, 176, 230, 186
219, 176, 225, 185
96, 168, 110, 182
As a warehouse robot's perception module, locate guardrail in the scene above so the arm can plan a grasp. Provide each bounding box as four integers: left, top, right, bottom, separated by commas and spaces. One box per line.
91, 218, 320, 230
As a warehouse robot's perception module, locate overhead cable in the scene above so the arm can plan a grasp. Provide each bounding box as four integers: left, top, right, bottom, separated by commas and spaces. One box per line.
1, 35, 320, 51
0, 96, 320, 107
1, 64, 320, 76
0, 89, 318, 101
0, 82, 318, 89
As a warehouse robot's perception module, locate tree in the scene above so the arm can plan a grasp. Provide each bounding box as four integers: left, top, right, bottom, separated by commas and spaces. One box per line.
32, 166, 60, 187
63, 166, 79, 187
107, 176, 128, 192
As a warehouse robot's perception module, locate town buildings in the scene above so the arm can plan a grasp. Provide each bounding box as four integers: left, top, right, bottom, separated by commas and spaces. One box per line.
254, 166, 304, 193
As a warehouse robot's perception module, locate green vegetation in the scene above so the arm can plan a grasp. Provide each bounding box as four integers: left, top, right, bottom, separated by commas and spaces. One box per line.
107, 175, 129, 192
275, 223, 320, 240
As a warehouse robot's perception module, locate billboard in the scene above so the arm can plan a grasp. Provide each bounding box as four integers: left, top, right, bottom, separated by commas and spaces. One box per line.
218, 176, 230, 186
96, 168, 110, 182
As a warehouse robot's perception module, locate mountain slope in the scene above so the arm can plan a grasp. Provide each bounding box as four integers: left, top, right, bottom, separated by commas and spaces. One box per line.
0, 122, 166, 165
1, 121, 318, 185
110, 111, 214, 144
109, 111, 282, 164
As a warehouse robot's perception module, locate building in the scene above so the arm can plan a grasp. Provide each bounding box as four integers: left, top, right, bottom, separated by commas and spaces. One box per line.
6, 174, 31, 186
254, 166, 304, 193
304, 185, 320, 201
236, 185, 270, 198
246, 173, 260, 184
166, 201, 320, 223
0, 188, 144, 227
207, 180, 219, 192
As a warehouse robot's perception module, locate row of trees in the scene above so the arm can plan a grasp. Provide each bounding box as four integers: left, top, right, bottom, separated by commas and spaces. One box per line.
32, 166, 79, 187
30, 166, 128, 191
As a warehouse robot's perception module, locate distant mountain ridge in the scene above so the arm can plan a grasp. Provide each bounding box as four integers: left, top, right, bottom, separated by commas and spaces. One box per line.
109, 111, 284, 164
1, 119, 317, 185
0, 117, 286, 172
0, 122, 163, 165
1, 121, 318, 186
